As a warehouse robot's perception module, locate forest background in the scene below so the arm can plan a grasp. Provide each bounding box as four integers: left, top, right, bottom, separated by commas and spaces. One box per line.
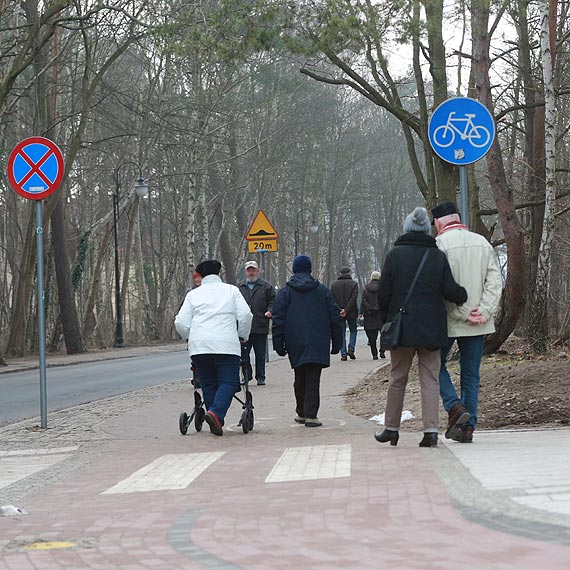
0, 0, 568, 362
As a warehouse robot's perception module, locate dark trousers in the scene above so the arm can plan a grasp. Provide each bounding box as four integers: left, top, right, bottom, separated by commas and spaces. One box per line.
241, 333, 267, 382
365, 328, 380, 357
192, 354, 240, 425
294, 364, 323, 419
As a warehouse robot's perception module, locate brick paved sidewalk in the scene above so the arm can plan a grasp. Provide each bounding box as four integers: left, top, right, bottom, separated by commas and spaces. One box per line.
1, 353, 569, 569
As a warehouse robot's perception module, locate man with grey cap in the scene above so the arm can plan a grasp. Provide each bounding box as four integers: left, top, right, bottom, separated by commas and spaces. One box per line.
237, 260, 276, 385
331, 266, 359, 361
432, 201, 502, 443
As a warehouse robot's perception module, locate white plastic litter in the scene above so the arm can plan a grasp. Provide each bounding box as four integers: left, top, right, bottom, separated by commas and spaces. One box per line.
0, 505, 28, 517
369, 410, 415, 425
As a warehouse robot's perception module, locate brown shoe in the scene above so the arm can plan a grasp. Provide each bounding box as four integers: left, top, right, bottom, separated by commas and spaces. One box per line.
450, 426, 474, 443
445, 404, 470, 439
341, 355, 348, 361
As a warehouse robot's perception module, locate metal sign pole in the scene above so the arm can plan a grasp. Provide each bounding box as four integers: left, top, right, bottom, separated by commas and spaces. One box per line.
260, 250, 270, 364
7, 138, 65, 431
35, 200, 48, 429
459, 166, 469, 225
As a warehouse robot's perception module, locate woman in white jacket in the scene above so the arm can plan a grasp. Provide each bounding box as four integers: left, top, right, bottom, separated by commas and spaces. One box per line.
175, 260, 253, 436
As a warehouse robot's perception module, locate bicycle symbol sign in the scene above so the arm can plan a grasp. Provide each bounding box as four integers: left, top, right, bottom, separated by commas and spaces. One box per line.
428, 97, 495, 165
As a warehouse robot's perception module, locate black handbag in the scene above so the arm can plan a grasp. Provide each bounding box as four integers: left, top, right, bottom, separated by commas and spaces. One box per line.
380, 250, 429, 351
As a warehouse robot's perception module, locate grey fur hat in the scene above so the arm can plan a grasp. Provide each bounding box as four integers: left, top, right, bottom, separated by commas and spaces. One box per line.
403, 207, 431, 235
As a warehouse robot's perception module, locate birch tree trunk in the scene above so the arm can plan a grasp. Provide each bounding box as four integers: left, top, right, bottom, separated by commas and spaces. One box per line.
529, 0, 558, 353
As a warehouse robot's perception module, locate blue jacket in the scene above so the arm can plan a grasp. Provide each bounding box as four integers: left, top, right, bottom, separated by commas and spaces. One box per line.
272, 273, 343, 369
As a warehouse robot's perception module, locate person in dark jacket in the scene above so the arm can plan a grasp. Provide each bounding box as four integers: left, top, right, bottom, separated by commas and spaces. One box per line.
331, 267, 359, 361
237, 261, 276, 385
272, 255, 343, 427
375, 207, 467, 448
360, 271, 385, 360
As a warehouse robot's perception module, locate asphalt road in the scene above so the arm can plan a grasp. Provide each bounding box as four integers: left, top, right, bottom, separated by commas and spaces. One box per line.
0, 332, 370, 425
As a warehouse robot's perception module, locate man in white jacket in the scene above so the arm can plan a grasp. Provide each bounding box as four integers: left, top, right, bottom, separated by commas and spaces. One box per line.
432, 202, 503, 443
175, 260, 252, 436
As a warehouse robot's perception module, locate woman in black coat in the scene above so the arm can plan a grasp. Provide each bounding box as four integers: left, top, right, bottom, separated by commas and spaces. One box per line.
360, 271, 385, 360
272, 255, 343, 427
375, 207, 467, 448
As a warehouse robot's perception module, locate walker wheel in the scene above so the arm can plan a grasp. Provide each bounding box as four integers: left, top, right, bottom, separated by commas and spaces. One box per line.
241, 411, 250, 434
247, 410, 254, 432
195, 407, 205, 432
179, 412, 189, 435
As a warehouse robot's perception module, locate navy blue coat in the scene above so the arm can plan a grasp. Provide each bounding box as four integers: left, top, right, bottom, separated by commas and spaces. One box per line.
272, 273, 343, 369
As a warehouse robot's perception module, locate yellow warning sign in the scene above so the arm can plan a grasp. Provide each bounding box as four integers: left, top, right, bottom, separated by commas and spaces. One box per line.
245, 210, 278, 241
248, 240, 278, 253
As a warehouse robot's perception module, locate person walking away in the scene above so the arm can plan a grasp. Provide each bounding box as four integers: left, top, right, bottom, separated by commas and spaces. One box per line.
360, 271, 385, 360
272, 255, 343, 427
375, 208, 467, 447
175, 260, 252, 436
238, 261, 276, 385
331, 266, 359, 360
432, 201, 503, 443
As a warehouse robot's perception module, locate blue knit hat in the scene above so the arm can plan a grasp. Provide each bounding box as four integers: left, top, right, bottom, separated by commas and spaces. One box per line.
292, 255, 312, 274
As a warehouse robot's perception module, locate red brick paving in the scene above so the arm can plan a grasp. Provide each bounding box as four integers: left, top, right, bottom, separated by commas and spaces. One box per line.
1, 357, 569, 569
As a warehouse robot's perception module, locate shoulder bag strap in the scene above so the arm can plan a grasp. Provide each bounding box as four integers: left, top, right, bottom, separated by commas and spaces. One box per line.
401, 249, 430, 312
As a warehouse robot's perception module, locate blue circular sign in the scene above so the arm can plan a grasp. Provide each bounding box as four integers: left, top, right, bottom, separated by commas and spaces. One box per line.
7, 137, 64, 200
428, 97, 496, 165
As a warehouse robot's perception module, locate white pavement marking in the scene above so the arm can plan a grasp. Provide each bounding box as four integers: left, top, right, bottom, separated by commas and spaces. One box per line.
0, 454, 71, 490
101, 452, 225, 494
0, 446, 78, 457
446, 429, 570, 516
265, 444, 351, 483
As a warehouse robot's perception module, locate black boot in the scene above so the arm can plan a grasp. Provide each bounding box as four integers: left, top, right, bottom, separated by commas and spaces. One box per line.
374, 429, 399, 446
419, 433, 438, 447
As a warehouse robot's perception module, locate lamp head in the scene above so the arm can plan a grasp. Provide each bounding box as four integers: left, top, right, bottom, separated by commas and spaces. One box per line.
135, 177, 149, 198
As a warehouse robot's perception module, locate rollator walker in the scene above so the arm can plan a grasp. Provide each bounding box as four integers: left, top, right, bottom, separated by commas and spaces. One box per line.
179, 355, 255, 435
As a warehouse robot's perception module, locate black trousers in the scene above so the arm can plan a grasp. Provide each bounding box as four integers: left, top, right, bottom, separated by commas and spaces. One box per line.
365, 328, 380, 356
294, 364, 323, 419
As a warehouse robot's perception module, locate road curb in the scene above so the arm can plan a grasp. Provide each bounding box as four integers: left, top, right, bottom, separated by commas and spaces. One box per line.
0, 343, 187, 376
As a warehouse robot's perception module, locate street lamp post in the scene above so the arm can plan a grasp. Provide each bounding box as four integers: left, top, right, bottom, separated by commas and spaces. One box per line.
294, 208, 319, 256
113, 161, 149, 348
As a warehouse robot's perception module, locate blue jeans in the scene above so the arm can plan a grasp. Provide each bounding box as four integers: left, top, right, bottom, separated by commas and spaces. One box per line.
192, 354, 240, 425
241, 333, 267, 382
439, 336, 485, 429
341, 318, 358, 356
